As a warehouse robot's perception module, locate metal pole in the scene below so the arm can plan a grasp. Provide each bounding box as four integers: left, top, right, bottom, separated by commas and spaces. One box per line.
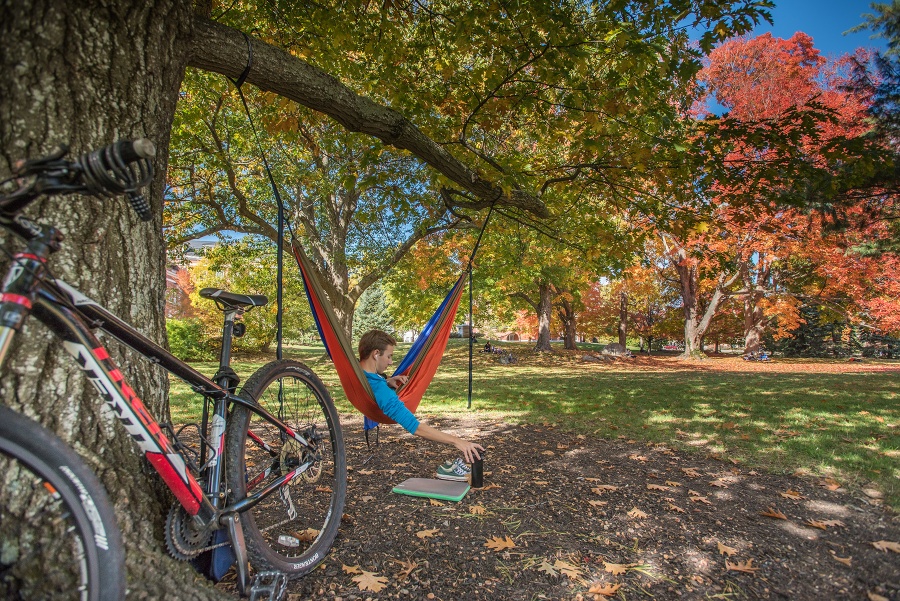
468, 262, 473, 409
276, 201, 284, 361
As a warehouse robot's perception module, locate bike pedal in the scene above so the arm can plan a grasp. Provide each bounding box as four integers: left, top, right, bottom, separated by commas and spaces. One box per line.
248, 571, 288, 601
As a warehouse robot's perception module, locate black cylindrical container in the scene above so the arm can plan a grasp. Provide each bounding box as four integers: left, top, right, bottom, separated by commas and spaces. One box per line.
471, 452, 484, 488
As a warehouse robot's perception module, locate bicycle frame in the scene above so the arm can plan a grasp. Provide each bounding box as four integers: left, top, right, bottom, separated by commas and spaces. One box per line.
0, 246, 318, 528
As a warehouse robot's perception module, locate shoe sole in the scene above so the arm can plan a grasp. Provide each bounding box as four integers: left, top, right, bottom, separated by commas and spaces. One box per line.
435, 474, 469, 482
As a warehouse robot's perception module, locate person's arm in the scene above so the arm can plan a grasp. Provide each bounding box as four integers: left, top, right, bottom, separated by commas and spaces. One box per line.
413, 423, 484, 463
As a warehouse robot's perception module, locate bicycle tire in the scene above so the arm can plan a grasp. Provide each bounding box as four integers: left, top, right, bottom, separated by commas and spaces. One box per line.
0, 405, 125, 601
225, 360, 346, 578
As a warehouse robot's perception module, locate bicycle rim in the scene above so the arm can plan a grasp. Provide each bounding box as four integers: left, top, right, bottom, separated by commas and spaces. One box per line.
0, 407, 125, 601
226, 360, 346, 577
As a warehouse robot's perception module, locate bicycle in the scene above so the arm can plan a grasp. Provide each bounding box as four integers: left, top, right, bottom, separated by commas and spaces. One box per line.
0, 140, 347, 600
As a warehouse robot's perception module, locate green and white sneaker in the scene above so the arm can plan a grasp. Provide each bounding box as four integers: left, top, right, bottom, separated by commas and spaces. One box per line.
436, 458, 470, 482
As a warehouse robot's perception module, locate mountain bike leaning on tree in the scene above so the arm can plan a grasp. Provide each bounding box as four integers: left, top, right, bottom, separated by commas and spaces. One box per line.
0, 139, 346, 601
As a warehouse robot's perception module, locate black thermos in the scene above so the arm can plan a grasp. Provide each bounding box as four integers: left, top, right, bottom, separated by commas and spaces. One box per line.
471, 452, 484, 488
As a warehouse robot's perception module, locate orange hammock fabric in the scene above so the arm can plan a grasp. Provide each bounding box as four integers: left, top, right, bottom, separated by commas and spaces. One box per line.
291, 240, 466, 424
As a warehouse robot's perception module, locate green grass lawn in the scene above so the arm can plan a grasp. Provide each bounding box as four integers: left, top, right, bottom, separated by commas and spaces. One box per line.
169, 340, 900, 509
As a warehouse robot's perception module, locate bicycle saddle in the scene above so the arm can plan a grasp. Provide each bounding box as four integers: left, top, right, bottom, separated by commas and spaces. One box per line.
199, 288, 268, 310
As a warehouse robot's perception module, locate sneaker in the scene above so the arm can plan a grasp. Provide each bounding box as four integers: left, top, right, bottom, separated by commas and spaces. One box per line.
436, 458, 470, 482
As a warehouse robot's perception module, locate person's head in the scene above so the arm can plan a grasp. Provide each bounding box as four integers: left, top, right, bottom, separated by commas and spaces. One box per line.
358, 330, 397, 372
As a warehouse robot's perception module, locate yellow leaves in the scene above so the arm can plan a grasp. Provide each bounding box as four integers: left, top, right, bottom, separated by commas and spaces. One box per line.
469, 505, 486, 515
484, 536, 516, 551
627, 507, 647, 519
760, 507, 787, 520
780, 489, 805, 500
725, 558, 759, 574
872, 540, 900, 553
603, 561, 631, 575
352, 570, 389, 592
717, 541, 738, 557
588, 582, 622, 597
553, 559, 583, 579
416, 528, 440, 539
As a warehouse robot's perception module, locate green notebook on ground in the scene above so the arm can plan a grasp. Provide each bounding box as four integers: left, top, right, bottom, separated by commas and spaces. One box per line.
392, 478, 470, 502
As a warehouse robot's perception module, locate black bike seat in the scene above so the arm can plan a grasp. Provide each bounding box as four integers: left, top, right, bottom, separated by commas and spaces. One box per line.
199, 288, 268, 309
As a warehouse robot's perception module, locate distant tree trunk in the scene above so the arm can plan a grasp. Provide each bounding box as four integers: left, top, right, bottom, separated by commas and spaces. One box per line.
741, 261, 770, 355
534, 283, 554, 351
557, 297, 578, 351
667, 242, 738, 360
0, 2, 224, 597
618, 290, 628, 347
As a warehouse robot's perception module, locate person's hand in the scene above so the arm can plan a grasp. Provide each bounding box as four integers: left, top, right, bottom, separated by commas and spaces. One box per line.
387, 374, 409, 389
455, 439, 485, 464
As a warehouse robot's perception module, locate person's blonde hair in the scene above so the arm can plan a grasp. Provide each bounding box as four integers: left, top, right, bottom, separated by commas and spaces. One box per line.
358, 329, 396, 361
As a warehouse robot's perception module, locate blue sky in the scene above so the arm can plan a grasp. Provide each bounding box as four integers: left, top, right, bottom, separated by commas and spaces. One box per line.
750, 0, 886, 57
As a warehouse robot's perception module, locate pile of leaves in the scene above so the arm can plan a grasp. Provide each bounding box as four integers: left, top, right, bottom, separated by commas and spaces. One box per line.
216, 415, 898, 600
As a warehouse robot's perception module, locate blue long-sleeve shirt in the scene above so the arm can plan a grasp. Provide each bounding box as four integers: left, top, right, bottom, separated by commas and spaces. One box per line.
364, 371, 420, 434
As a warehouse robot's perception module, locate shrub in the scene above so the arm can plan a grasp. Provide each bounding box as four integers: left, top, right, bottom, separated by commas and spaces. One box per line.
166, 318, 216, 362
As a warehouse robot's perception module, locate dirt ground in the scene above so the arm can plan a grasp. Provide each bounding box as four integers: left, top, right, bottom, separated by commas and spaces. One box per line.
212, 409, 899, 601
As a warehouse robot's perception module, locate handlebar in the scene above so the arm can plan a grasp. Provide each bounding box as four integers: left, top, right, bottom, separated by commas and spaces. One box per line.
0, 139, 156, 222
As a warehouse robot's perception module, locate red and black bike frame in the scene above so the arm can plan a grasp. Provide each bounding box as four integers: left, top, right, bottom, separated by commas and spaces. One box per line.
0, 217, 318, 527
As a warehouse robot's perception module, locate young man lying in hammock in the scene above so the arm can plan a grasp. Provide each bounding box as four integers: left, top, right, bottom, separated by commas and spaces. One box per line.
359, 329, 484, 481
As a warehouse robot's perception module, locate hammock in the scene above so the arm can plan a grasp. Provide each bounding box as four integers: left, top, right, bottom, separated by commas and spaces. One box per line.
291, 240, 466, 426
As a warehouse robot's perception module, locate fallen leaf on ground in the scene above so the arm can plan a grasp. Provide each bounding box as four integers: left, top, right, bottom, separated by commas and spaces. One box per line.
358, 469, 374, 475
665, 481, 681, 487
541, 450, 555, 456
429, 499, 444, 506
295, 528, 318, 542
469, 505, 486, 515
629, 454, 648, 462
485, 536, 516, 551
628, 507, 648, 519
585, 477, 602, 482
682, 468, 702, 478
360, 495, 375, 502
553, 559, 583, 579
603, 562, 630, 575
416, 529, 440, 539
832, 554, 852, 567
868, 593, 889, 601
588, 582, 622, 597
709, 479, 729, 488
342, 564, 361, 574
690, 496, 713, 505
780, 489, 805, 500
726, 559, 759, 574
352, 570, 388, 592
820, 477, 842, 490
717, 541, 738, 557
759, 507, 787, 520
588, 500, 608, 507
537, 560, 557, 576
688, 489, 702, 496
392, 559, 418, 580
647, 484, 672, 491
592, 485, 619, 493
315, 485, 332, 493
534, 480, 549, 485
872, 540, 900, 553
668, 503, 685, 513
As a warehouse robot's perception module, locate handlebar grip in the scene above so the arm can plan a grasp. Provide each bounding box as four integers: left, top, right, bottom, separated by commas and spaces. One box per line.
77, 139, 155, 222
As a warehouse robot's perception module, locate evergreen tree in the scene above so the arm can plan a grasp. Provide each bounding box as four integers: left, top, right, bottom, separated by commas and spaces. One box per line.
352, 284, 394, 338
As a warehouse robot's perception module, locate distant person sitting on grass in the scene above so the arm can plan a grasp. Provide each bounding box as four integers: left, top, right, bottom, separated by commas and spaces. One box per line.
358, 329, 484, 481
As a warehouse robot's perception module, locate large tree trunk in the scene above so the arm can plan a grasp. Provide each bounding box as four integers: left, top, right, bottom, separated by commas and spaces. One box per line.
557, 297, 578, 351
618, 290, 628, 348
534, 284, 554, 352
0, 2, 223, 597
741, 261, 769, 355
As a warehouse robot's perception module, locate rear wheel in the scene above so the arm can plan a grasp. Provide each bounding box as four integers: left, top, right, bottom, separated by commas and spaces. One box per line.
0, 405, 125, 601
225, 360, 346, 578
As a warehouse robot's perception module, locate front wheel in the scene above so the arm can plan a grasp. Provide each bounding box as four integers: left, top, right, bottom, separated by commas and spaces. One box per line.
225, 360, 346, 578
0, 405, 125, 601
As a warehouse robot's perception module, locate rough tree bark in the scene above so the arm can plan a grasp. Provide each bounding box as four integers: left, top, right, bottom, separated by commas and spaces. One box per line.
1, 3, 552, 597
741, 259, 770, 355
556, 297, 578, 351
0, 1, 224, 597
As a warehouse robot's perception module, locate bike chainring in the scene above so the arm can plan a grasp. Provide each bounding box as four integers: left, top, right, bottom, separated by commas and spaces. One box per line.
165, 503, 212, 560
